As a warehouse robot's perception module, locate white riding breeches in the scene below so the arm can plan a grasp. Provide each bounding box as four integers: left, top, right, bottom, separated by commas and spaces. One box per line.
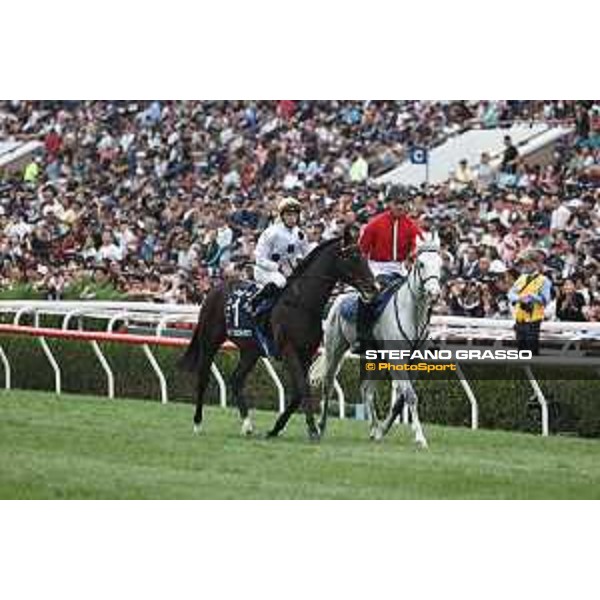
369, 260, 407, 278
254, 266, 287, 288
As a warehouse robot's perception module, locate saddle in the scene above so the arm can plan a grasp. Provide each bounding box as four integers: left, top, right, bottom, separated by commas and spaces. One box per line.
339, 276, 405, 324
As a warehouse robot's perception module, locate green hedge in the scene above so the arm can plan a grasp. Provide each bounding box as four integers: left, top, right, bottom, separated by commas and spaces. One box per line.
1, 335, 599, 437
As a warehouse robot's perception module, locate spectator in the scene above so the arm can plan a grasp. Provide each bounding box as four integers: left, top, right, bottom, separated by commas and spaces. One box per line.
500, 135, 519, 175
452, 158, 475, 190
476, 152, 496, 190
508, 251, 553, 355
556, 279, 586, 321
0, 100, 597, 311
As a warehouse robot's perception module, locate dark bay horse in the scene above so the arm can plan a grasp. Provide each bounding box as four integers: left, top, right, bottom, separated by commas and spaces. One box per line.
178, 225, 377, 441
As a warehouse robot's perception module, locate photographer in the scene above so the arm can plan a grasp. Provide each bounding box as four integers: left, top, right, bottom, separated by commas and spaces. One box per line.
508, 250, 552, 355
556, 279, 586, 321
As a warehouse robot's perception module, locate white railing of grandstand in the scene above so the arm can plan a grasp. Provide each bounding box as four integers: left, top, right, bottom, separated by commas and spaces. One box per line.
1, 300, 599, 436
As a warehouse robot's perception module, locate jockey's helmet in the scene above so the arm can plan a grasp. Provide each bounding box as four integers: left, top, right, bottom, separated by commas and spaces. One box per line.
278, 197, 301, 215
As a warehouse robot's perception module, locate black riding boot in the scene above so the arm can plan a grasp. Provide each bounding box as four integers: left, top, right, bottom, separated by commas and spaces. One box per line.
250, 282, 280, 317
354, 298, 376, 354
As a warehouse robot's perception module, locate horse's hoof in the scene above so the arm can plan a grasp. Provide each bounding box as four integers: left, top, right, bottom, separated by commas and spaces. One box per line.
369, 428, 383, 442
193, 423, 202, 435
241, 418, 254, 436
416, 438, 429, 449
308, 431, 321, 443
264, 430, 277, 439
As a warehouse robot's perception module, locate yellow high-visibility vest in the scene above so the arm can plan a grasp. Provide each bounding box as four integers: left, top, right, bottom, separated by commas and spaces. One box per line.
513, 273, 546, 323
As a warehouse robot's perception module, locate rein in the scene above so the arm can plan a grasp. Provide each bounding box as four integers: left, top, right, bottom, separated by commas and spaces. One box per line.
277, 242, 370, 321
392, 248, 439, 352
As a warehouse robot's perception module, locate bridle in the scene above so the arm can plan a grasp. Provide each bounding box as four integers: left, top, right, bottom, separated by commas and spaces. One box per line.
392, 246, 441, 352
405, 247, 441, 298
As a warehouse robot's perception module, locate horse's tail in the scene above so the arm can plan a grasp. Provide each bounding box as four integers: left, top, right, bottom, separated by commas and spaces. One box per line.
178, 320, 206, 372
309, 352, 327, 388
178, 286, 223, 372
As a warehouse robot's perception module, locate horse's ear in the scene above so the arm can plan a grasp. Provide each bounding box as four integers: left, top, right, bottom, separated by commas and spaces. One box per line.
418, 228, 440, 250
429, 227, 441, 247
342, 223, 360, 249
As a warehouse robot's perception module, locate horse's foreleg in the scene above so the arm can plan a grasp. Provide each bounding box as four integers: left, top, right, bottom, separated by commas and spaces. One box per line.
406, 383, 428, 448
193, 344, 219, 433
267, 350, 319, 441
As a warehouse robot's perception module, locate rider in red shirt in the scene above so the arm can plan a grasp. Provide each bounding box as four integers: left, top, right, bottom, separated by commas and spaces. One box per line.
359, 184, 422, 276
355, 184, 423, 351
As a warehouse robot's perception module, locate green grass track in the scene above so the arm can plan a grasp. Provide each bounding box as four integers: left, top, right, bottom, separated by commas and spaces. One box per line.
1, 390, 599, 499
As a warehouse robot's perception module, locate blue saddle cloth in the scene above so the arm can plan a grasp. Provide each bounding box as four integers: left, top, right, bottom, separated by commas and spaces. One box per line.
224, 282, 277, 356
225, 281, 258, 338
339, 278, 404, 324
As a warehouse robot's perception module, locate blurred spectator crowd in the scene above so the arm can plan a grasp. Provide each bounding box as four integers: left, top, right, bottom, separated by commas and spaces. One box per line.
0, 100, 599, 321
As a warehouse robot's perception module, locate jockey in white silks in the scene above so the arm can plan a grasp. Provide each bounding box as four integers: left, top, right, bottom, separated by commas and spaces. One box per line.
251, 197, 310, 314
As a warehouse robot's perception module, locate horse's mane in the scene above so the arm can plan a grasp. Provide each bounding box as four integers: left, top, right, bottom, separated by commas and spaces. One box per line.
285, 237, 340, 285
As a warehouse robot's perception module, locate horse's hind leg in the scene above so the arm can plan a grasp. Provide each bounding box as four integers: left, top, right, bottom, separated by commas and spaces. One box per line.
380, 378, 406, 437
231, 346, 261, 436
193, 341, 220, 433
362, 380, 382, 441
318, 339, 349, 436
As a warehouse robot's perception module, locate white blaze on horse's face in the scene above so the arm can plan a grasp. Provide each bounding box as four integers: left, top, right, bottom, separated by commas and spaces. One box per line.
415, 233, 442, 303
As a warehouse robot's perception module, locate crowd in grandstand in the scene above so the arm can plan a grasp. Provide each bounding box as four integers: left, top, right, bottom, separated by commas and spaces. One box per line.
0, 100, 599, 320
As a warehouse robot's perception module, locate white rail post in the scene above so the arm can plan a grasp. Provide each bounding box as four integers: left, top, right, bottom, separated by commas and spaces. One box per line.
62, 309, 83, 331
91, 341, 115, 399
33, 309, 61, 395
455, 364, 479, 430
142, 343, 168, 404
107, 311, 130, 333
260, 357, 285, 413
211, 363, 227, 408
13, 307, 30, 325
524, 366, 549, 436
333, 377, 346, 419
39, 337, 61, 395
0, 344, 11, 389
61, 309, 114, 400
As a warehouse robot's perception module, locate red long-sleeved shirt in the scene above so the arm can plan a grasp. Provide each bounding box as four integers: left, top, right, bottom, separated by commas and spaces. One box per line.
359, 211, 422, 262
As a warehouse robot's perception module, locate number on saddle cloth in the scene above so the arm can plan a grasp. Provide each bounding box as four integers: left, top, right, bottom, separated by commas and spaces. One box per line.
225, 281, 260, 339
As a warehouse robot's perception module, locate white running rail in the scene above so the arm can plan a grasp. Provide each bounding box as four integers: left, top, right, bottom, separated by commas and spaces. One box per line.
1, 300, 599, 435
